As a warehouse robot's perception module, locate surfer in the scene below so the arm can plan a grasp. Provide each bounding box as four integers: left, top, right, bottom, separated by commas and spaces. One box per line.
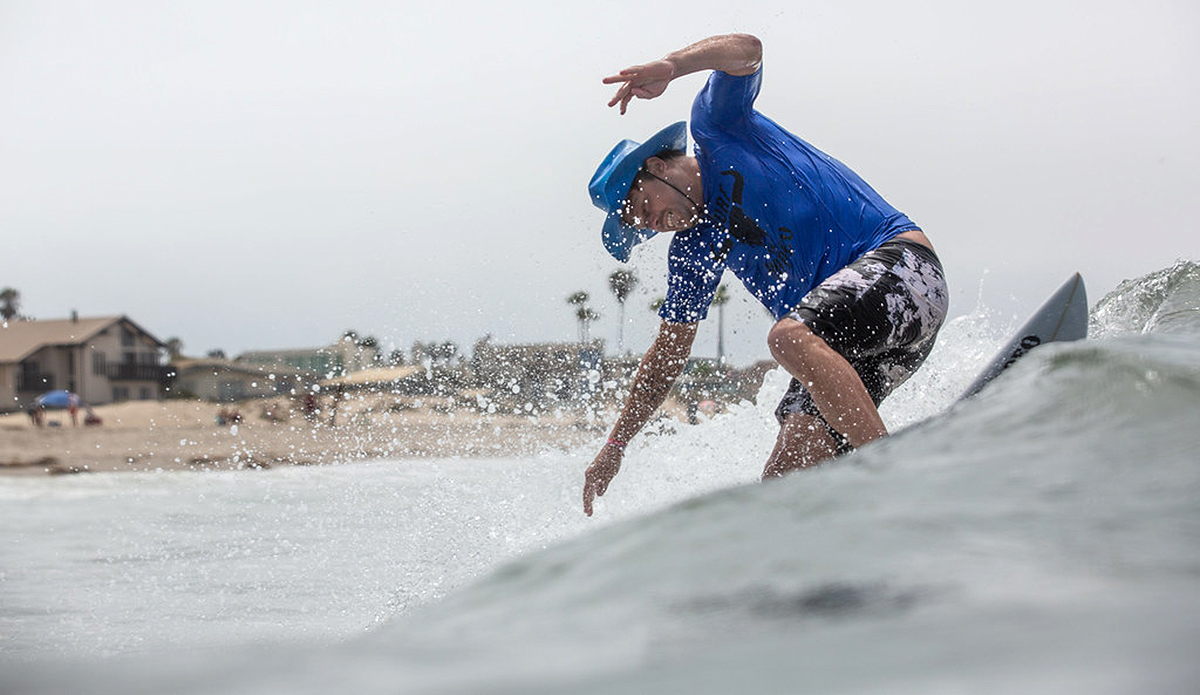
583, 33, 950, 515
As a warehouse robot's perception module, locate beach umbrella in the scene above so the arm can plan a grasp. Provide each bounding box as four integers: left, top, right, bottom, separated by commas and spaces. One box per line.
34, 390, 79, 409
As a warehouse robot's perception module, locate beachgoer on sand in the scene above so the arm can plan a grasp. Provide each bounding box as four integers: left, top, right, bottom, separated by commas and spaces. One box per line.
583, 33, 949, 515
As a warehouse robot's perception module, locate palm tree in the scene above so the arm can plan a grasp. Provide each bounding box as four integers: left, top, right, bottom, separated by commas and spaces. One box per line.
0, 287, 21, 321
608, 269, 638, 354
711, 284, 730, 364
567, 291, 599, 343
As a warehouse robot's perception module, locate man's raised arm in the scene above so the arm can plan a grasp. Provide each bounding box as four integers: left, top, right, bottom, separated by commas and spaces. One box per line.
604, 33, 762, 114
582, 320, 698, 516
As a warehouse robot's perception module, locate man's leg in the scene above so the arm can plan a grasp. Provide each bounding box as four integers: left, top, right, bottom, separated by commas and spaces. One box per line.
767, 318, 887, 448
761, 239, 948, 478
762, 412, 839, 479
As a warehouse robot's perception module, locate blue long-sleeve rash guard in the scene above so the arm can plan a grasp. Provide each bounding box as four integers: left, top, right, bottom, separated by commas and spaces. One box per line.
657, 67, 920, 324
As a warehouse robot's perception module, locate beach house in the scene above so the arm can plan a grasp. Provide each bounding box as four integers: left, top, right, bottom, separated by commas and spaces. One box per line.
238, 333, 380, 378
170, 358, 314, 402
470, 338, 606, 406
0, 315, 168, 413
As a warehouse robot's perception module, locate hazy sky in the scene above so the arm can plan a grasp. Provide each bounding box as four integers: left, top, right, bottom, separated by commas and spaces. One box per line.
3, 0, 1197, 365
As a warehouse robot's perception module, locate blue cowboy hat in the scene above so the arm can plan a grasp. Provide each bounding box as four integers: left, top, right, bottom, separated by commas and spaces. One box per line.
588, 121, 688, 262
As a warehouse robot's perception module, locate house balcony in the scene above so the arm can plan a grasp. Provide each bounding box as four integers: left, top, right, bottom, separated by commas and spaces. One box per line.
108, 363, 170, 382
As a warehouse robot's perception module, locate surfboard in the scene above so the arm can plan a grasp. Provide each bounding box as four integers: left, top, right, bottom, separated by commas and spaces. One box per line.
957, 273, 1089, 401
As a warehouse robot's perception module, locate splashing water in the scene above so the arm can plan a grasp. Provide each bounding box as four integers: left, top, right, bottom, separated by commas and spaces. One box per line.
3, 262, 1200, 694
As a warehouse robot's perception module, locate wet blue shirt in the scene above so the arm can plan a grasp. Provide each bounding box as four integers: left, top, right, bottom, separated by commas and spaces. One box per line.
658, 67, 920, 324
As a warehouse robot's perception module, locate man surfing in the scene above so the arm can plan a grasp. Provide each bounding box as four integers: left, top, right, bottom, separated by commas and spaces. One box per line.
583, 33, 948, 516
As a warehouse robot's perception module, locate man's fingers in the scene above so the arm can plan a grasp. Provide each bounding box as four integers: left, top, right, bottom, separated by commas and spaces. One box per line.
583, 480, 595, 516
607, 83, 635, 110
604, 67, 653, 114
608, 92, 632, 115
606, 81, 626, 106
602, 66, 644, 84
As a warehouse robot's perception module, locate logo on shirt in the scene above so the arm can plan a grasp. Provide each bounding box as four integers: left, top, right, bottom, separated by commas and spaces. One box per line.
707, 169, 795, 278
716, 170, 766, 246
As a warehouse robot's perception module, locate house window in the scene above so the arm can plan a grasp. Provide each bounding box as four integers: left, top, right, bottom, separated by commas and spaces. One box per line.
19, 361, 51, 391
139, 387, 153, 400
93, 352, 107, 376
112, 386, 130, 402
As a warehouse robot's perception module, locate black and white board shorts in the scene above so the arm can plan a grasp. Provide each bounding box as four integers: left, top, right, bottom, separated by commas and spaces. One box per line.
774, 238, 949, 432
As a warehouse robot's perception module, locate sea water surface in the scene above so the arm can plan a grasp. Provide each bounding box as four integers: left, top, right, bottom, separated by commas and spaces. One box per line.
3, 261, 1199, 694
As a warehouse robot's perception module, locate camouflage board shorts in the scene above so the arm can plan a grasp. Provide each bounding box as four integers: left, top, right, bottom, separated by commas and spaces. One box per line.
774, 238, 949, 442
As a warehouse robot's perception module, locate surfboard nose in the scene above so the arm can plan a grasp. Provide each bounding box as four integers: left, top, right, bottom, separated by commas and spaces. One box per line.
958, 273, 1088, 401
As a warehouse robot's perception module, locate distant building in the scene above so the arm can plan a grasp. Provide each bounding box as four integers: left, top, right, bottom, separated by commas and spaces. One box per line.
238, 334, 379, 377
0, 315, 167, 412
677, 358, 780, 404
471, 338, 605, 406
238, 347, 343, 377
171, 358, 313, 403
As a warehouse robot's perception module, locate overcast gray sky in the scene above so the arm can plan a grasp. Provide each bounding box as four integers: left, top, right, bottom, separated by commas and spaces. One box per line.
3, 0, 1197, 364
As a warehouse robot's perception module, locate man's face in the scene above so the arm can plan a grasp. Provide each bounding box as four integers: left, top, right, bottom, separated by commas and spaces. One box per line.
620, 164, 698, 234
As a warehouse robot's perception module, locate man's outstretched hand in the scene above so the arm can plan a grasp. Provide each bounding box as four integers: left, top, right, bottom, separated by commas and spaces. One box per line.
603, 60, 676, 114
583, 445, 624, 516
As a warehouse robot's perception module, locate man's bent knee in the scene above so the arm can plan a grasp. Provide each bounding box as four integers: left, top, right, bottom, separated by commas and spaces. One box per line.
767, 318, 834, 378
767, 317, 809, 360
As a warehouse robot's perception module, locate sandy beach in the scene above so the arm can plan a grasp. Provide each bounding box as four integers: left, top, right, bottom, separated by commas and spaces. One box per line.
0, 396, 605, 476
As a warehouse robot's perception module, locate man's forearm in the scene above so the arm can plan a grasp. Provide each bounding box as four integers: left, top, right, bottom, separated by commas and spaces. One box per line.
609, 351, 684, 442
609, 323, 696, 443
664, 33, 762, 79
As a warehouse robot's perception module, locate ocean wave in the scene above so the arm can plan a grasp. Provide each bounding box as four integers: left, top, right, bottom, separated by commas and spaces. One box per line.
1090, 259, 1200, 338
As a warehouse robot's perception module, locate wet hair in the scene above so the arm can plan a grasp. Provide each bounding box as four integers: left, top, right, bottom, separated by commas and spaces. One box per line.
649, 148, 686, 163
630, 149, 686, 189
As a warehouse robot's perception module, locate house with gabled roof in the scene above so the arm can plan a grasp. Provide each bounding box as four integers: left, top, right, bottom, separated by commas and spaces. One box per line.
0, 315, 168, 413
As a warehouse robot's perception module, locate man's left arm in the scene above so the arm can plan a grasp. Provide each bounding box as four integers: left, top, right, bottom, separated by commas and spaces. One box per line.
604, 33, 762, 114
582, 320, 698, 516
